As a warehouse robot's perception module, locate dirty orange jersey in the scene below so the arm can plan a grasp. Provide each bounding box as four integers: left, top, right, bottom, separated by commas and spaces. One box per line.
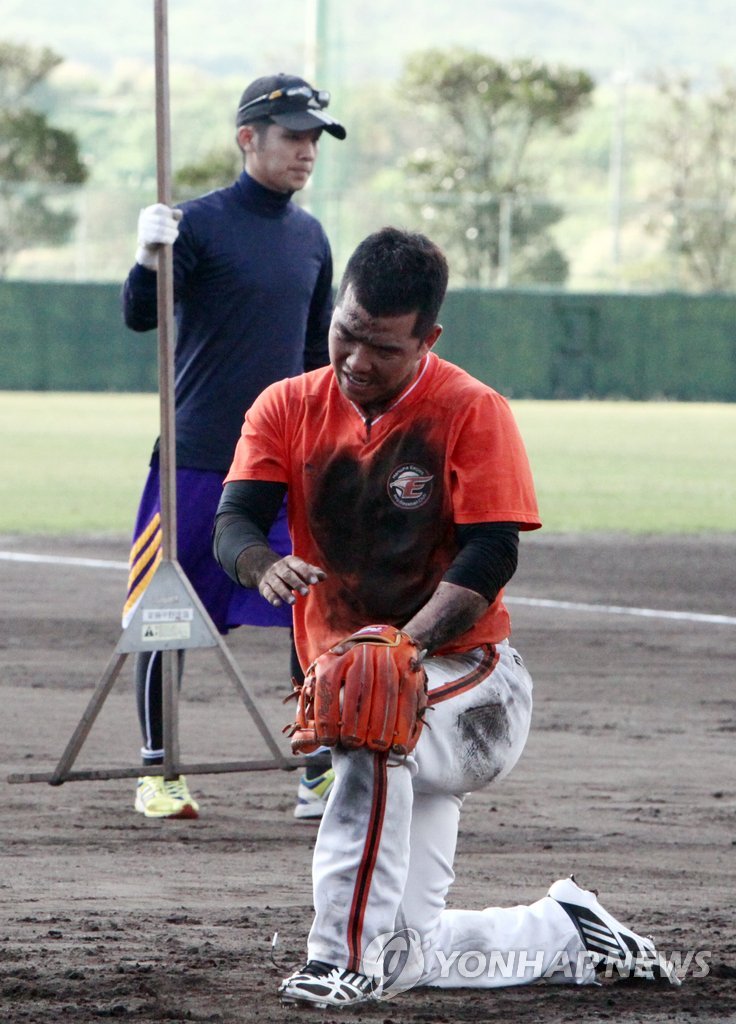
225, 353, 541, 668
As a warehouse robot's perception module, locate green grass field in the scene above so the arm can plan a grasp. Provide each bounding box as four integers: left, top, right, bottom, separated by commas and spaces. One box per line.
512, 399, 736, 533
0, 392, 733, 535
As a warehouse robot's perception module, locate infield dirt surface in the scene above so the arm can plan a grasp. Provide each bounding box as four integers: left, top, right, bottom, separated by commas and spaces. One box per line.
1, 532, 735, 1024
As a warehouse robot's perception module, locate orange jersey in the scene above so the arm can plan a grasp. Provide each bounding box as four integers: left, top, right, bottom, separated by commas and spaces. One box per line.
225, 352, 541, 667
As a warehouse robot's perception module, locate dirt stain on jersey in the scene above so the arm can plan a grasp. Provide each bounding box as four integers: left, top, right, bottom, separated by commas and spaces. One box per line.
308, 423, 449, 631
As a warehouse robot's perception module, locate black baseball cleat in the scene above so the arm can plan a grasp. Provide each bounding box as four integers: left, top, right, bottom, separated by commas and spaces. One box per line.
278, 959, 378, 1008
548, 875, 682, 986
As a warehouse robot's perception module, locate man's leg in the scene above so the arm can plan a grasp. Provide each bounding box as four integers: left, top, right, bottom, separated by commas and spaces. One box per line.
396, 646, 678, 990
134, 648, 185, 767
279, 745, 414, 1008
387, 642, 556, 991
399, 644, 589, 990
393, 789, 589, 990
307, 746, 414, 976
125, 464, 325, 819
133, 648, 199, 819
126, 460, 225, 819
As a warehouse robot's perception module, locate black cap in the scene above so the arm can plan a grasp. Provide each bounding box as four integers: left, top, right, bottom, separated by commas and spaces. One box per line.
235, 73, 346, 140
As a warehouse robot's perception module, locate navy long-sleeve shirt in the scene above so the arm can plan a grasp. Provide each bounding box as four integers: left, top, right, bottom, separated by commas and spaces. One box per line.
122, 170, 332, 472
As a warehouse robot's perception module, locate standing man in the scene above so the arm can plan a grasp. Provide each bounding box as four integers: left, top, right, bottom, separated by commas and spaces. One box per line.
122, 73, 345, 821
213, 228, 680, 1008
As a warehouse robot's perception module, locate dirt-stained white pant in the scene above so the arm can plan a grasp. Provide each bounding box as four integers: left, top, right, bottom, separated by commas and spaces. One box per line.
306, 641, 591, 991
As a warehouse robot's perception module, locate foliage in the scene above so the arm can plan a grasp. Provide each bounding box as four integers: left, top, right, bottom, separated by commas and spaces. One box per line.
647, 70, 736, 292
395, 48, 595, 285
0, 41, 88, 275
174, 146, 241, 197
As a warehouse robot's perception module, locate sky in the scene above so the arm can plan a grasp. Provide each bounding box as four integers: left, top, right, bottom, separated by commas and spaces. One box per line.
3, 0, 734, 89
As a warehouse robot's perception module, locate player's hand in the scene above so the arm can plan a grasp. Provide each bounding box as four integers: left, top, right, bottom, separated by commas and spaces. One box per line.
135, 203, 183, 270
257, 556, 327, 607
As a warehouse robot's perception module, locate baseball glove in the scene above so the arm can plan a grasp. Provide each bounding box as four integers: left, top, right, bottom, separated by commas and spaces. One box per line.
286, 624, 429, 756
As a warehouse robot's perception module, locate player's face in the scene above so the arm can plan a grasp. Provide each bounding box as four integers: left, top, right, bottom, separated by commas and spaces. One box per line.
330, 285, 442, 417
239, 124, 321, 193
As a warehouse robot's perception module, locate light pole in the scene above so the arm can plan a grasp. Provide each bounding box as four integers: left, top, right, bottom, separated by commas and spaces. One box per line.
609, 69, 630, 269
304, 0, 329, 224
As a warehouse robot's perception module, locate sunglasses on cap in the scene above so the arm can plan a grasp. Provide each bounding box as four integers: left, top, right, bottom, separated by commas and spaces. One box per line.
237, 85, 331, 117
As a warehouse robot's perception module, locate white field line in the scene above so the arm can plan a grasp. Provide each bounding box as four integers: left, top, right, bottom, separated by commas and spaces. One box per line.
0, 551, 129, 571
505, 595, 736, 627
1, 550, 735, 627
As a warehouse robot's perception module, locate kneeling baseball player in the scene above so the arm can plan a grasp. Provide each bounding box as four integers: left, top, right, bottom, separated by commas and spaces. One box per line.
213, 227, 681, 1008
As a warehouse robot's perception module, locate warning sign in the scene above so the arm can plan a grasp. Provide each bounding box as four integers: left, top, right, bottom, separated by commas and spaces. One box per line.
141, 622, 192, 642
117, 561, 217, 653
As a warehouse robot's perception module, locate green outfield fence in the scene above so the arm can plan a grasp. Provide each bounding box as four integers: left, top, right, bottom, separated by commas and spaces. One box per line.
1, 281, 735, 400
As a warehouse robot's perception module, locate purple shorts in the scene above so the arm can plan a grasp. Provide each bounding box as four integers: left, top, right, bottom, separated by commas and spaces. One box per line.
126, 458, 293, 632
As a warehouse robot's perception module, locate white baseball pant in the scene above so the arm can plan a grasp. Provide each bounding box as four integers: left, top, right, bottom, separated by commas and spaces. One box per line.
305, 641, 593, 990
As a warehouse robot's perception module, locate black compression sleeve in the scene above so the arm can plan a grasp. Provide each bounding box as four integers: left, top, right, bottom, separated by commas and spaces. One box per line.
213, 479, 287, 584
442, 522, 520, 603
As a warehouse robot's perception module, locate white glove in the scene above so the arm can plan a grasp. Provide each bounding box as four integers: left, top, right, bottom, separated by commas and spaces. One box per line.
135, 203, 183, 270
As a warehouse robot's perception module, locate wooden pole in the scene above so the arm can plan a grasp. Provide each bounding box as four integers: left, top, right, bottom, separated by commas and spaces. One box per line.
153, 0, 180, 778
153, 0, 177, 565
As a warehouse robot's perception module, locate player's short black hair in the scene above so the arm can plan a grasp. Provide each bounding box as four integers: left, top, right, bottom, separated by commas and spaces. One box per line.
337, 227, 449, 339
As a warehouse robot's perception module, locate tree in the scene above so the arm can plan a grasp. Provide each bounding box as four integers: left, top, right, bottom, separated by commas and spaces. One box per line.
648, 70, 736, 292
395, 49, 595, 286
174, 147, 240, 197
0, 41, 88, 275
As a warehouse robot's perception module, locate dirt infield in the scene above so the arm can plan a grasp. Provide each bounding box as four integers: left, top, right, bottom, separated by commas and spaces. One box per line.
1, 532, 735, 1024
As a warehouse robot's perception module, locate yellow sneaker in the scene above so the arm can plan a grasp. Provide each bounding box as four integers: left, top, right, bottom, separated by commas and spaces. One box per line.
134, 774, 200, 819
293, 767, 335, 821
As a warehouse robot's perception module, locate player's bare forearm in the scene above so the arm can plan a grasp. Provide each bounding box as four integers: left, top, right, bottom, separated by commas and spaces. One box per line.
402, 581, 489, 656
235, 544, 327, 607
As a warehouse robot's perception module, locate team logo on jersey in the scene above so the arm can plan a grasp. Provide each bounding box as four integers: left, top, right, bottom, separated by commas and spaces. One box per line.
387, 463, 434, 509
